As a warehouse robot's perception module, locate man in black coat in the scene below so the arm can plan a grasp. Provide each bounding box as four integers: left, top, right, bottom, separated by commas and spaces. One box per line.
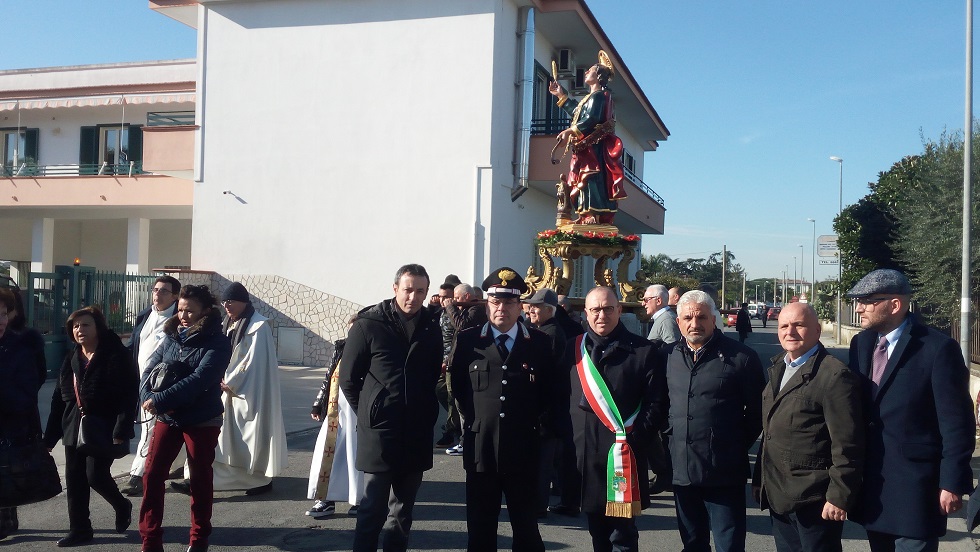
450, 268, 556, 552
666, 290, 765, 552
845, 269, 975, 552
567, 286, 667, 552
340, 264, 443, 552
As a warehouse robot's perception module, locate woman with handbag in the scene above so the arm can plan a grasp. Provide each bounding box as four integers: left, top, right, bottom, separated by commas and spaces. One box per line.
0, 288, 59, 541
138, 285, 231, 552
43, 306, 139, 547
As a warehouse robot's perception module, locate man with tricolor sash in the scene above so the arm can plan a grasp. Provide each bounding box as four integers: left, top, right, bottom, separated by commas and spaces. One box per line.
665, 290, 765, 552
567, 286, 667, 552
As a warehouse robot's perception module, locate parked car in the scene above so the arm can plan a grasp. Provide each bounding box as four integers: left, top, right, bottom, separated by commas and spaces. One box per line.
767, 307, 781, 321
720, 308, 739, 327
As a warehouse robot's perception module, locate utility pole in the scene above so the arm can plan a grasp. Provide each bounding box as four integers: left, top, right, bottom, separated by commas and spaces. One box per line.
741, 274, 746, 304
721, 244, 727, 308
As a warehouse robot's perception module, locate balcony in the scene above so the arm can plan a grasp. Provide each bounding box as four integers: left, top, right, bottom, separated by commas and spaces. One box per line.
527, 121, 666, 235
141, 113, 196, 179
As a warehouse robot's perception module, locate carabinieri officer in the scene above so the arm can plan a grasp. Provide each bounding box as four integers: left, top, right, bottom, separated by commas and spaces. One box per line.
449, 267, 558, 552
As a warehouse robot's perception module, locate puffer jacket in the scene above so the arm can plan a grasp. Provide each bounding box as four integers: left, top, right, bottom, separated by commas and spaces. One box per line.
140, 308, 231, 427
44, 330, 138, 448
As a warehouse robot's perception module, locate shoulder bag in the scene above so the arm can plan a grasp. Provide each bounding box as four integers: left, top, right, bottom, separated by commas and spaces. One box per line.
73, 373, 129, 459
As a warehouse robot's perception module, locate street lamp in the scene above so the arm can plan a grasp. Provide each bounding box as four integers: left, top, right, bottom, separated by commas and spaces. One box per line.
830, 156, 843, 343
793, 256, 798, 296
807, 218, 816, 300
798, 244, 805, 298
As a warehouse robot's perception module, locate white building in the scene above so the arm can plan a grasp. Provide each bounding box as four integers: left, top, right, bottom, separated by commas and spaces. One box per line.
152, 0, 669, 307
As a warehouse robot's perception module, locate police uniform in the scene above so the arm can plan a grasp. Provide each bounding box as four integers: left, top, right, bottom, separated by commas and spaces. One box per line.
449, 268, 556, 552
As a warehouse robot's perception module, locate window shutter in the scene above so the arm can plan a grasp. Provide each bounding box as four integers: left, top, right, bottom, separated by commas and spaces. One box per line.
24, 128, 39, 164
79, 126, 98, 174
127, 125, 143, 162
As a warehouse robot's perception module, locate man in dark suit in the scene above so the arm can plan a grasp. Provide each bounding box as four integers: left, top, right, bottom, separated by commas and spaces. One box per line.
340, 264, 443, 552
846, 269, 975, 552
449, 268, 556, 552
567, 286, 667, 552
753, 302, 864, 552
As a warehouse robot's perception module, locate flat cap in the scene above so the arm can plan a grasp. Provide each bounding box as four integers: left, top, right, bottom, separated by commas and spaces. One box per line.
524, 288, 558, 307
845, 268, 911, 298
481, 267, 528, 298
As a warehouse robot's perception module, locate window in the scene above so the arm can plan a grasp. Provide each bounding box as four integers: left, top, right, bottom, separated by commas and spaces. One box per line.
531, 62, 570, 135
623, 149, 636, 174
79, 124, 142, 174
1, 127, 39, 175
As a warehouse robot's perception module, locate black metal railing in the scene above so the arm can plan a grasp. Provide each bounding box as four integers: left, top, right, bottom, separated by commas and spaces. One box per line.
623, 166, 665, 207
2, 161, 145, 177
530, 117, 571, 135
147, 111, 195, 126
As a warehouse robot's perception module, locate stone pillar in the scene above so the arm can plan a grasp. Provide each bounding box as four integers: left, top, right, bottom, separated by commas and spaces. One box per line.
30, 218, 54, 273
126, 218, 150, 274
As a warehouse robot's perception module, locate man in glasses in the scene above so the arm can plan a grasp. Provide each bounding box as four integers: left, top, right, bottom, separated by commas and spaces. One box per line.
121, 275, 182, 496
449, 268, 557, 552
642, 284, 680, 352
845, 269, 974, 552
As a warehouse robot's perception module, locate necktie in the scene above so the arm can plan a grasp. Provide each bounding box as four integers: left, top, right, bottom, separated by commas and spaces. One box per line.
496, 334, 509, 359
871, 335, 889, 387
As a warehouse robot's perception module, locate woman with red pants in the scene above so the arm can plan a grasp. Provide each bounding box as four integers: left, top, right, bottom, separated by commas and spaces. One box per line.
138, 285, 231, 552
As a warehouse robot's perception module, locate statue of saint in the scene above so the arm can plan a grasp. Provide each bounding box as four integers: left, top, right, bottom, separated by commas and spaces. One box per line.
549, 51, 626, 225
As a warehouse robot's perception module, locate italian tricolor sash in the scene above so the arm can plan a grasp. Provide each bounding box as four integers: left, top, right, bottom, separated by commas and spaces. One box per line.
574, 334, 642, 518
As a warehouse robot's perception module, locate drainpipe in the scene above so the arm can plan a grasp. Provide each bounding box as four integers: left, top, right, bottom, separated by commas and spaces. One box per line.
512, 6, 534, 201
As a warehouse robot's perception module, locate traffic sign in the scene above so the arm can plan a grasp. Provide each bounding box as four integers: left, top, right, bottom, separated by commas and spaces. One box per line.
819, 259, 839, 265
817, 235, 839, 257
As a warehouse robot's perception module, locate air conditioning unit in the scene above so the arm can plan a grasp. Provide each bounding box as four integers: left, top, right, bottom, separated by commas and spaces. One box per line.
557, 48, 575, 75
572, 67, 588, 92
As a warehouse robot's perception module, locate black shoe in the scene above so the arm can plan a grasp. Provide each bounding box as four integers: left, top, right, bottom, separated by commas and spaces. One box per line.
435, 432, 456, 448
56, 530, 94, 547
347, 505, 358, 516
187, 545, 208, 552
122, 475, 144, 497
8, 507, 16, 532
115, 500, 133, 534
170, 479, 192, 495
245, 481, 273, 496
167, 467, 185, 480
547, 504, 580, 517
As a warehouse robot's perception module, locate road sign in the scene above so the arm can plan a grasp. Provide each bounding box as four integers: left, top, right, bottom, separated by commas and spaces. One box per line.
817, 235, 839, 257
819, 259, 839, 265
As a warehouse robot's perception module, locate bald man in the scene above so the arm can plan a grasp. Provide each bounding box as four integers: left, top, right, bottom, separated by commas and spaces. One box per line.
753, 303, 864, 552
566, 287, 667, 551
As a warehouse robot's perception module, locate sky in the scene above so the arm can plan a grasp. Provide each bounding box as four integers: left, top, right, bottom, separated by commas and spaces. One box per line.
3, 1, 974, 285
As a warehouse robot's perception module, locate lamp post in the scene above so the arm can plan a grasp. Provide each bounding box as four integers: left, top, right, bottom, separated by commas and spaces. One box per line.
830, 156, 843, 343
793, 256, 798, 296
807, 218, 816, 300
799, 244, 805, 298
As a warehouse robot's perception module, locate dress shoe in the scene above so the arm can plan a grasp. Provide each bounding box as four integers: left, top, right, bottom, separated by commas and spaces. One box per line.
546, 504, 580, 517
170, 479, 192, 495
56, 530, 94, 547
435, 432, 455, 448
245, 481, 273, 496
167, 467, 185, 480
115, 500, 133, 533
121, 474, 144, 496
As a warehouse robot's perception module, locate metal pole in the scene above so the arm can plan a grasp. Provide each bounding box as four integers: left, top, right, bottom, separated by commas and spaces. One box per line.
809, 218, 816, 301
961, 0, 974, 363
721, 244, 727, 308
831, 157, 843, 343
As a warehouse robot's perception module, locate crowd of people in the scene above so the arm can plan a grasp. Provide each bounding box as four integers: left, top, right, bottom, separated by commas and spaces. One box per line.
0, 262, 975, 552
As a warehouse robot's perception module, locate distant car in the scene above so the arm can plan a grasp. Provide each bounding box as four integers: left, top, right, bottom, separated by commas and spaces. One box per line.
767, 307, 781, 321
719, 308, 739, 327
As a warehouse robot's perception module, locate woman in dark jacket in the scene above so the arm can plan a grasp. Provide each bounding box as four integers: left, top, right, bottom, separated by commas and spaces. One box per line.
0, 289, 44, 541
43, 306, 139, 547
138, 285, 231, 552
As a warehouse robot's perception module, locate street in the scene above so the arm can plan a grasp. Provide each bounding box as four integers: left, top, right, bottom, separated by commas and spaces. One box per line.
7, 320, 979, 551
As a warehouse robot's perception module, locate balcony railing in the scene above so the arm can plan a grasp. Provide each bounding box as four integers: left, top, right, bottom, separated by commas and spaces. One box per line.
147, 111, 195, 126
531, 117, 571, 135
624, 166, 665, 207
2, 161, 145, 177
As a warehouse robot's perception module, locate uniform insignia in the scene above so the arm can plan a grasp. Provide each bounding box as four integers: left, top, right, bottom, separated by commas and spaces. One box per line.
498, 269, 518, 287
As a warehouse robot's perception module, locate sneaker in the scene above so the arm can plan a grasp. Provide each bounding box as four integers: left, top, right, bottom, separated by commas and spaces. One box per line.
435, 432, 456, 448
445, 443, 463, 456
305, 500, 335, 519
121, 475, 143, 497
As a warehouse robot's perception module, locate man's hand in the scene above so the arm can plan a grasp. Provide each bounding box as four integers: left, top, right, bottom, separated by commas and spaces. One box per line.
821, 502, 846, 521
219, 381, 232, 393
142, 398, 156, 415
548, 80, 565, 99
310, 407, 322, 422
940, 489, 963, 515
441, 296, 455, 309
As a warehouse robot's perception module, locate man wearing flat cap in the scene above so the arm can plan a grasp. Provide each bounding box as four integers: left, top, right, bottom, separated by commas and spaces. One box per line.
846, 269, 975, 552
449, 268, 557, 552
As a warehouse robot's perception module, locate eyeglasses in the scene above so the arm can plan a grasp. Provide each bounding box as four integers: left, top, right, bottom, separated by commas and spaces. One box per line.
151, 287, 172, 295
487, 298, 519, 308
641, 297, 656, 304
587, 306, 617, 316
855, 297, 890, 307
221, 300, 237, 307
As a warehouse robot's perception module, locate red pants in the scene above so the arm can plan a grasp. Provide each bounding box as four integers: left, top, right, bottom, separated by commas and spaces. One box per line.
139, 421, 220, 550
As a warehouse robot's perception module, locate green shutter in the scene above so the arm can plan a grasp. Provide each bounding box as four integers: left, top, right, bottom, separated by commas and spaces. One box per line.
127, 125, 142, 163
79, 126, 98, 174
24, 128, 39, 164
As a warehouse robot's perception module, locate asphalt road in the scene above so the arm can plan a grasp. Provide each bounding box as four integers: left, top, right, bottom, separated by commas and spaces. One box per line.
7, 320, 979, 551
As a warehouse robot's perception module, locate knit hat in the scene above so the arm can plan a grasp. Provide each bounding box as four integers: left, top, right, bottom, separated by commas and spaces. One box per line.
222, 282, 251, 303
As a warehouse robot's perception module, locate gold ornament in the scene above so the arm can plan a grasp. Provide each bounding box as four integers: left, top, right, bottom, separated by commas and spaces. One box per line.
498, 269, 518, 287
597, 50, 614, 79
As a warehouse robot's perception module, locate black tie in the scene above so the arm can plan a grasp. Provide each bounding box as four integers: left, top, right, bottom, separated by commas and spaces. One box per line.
496, 334, 509, 359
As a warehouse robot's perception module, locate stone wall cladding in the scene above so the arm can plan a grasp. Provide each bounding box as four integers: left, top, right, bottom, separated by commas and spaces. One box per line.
159, 271, 362, 367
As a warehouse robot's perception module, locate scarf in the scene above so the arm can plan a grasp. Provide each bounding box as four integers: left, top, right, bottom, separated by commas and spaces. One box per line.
224, 303, 255, 348
573, 332, 642, 518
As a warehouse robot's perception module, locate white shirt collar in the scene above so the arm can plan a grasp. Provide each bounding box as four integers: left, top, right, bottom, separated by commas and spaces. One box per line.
652, 307, 668, 320
784, 343, 820, 368
489, 323, 520, 343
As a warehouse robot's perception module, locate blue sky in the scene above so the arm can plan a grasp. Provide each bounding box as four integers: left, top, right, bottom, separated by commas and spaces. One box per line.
4, 1, 973, 284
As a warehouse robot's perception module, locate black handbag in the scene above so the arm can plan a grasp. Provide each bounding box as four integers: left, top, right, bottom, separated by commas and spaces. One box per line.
0, 440, 63, 507
76, 414, 129, 459
146, 359, 193, 393
73, 374, 129, 460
